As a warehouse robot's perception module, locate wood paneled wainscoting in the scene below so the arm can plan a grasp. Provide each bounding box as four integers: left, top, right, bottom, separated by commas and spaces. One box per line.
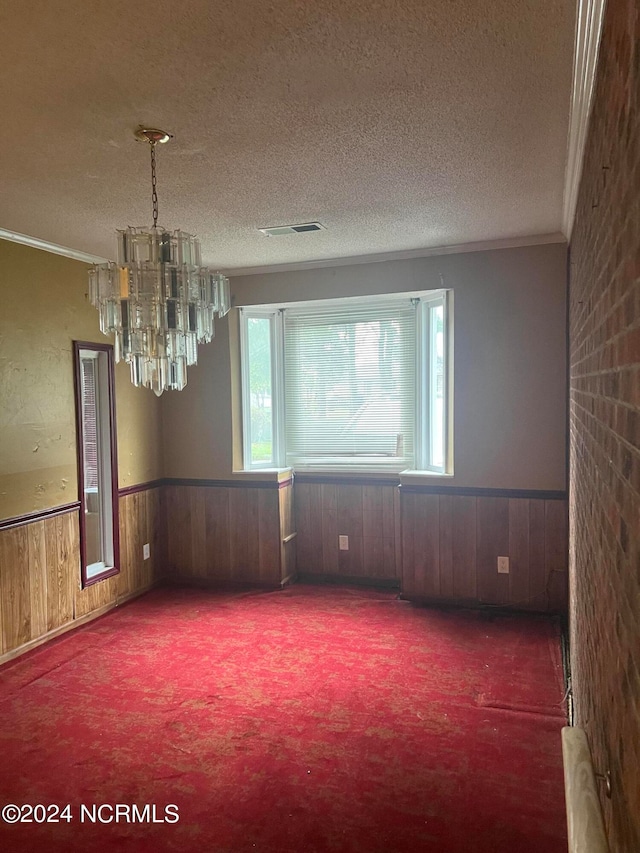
163, 477, 296, 588
294, 477, 400, 584
293, 477, 567, 612
0, 477, 567, 665
401, 486, 568, 612
0, 483, 163, 664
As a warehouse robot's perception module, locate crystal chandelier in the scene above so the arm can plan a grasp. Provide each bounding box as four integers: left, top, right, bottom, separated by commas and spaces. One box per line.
88, 127, 230, 396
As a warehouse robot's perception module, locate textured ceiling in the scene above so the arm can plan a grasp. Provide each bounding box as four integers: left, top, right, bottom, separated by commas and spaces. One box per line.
0, 0, 575, 271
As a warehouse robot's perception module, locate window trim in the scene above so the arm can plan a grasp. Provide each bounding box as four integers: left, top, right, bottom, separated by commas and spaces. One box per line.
416, 291, 448, 473
240, 290, 450, 474
239, 309, 283, 469
73, 341, 120, 587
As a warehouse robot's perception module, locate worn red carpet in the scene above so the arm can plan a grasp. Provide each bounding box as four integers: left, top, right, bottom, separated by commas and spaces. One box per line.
0, 584, 567, 852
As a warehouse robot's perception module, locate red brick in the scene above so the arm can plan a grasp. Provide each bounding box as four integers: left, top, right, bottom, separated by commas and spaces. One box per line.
569, 0, 640, 850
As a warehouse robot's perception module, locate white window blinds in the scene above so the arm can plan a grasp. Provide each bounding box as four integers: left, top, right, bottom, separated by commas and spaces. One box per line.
283, 299, 417, 469
81, 357, 99, 490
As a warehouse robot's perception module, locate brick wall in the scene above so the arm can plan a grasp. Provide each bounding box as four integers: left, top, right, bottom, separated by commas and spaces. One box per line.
569, 1, 640, 850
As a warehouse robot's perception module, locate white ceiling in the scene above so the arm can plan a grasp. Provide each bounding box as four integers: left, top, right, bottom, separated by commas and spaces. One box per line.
0, 0, 575, 272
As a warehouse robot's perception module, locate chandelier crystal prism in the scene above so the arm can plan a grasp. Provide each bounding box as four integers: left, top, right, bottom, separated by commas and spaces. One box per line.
88, 127, 230, 396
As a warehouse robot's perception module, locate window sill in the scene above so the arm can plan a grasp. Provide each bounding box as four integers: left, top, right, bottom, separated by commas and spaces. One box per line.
399, 470, 454, 485
234, 467, 454, 485
231, 468, 293, 484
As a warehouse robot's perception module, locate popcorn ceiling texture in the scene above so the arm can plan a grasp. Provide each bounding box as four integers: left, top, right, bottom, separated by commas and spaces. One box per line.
0, 0, 574, 268
569, 0, 640, 850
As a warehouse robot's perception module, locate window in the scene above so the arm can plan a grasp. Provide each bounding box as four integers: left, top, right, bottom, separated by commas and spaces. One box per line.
241, 313, 282, 467
73, 342, 119, 585
240, 291, 450, 473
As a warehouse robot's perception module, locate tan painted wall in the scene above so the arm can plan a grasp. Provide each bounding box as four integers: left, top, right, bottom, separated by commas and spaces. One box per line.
162, 315, 233, 479
164, 242, 568, 490
0, 240, 163, 519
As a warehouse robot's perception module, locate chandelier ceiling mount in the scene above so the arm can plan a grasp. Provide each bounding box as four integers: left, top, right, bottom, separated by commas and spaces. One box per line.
133, 127, 172, 145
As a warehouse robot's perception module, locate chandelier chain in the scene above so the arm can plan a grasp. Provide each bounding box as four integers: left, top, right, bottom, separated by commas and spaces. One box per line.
150, 142, 159, 228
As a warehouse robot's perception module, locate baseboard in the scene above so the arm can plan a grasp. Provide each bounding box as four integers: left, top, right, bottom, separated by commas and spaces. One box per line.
560, 617, 573, 725
400, 592, 561, 616
162, 576, 286, 592
0, 582, 160, 668
297, 573, 400, 590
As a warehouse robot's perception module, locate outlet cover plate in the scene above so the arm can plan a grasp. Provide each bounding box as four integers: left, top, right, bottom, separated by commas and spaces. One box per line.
497, 556, 509, 574
338, 535, 349, 551
143, 543, 150, 560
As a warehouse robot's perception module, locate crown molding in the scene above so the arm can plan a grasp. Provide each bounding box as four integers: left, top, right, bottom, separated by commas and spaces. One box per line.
562, 0, 607, 240
0, 228, 109, 264
223, 232, 566, 277
0, 229, 570, 280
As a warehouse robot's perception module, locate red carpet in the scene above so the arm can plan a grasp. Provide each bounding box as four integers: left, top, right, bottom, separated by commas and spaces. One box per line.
0, 584, 567, 852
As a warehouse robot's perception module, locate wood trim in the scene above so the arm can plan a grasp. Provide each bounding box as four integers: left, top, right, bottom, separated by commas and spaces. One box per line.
561, 727, 609, 853
0, 227, 109, 264
292, 475, 567, 500
297, 572, 400, 589
162, 577, 286, 591
118, 477, 565, 501
562, 0, 607, 238
120, 478, 292, 495
0, 502, 80, 531
0, 582, 158, 668
565, 248, 571, 496
399, 593, 565, 616
294, 474, 401, 487
227, 233, 566, 278
399, 485, 567, 500
82, 565, 119, 587
163, 476, 293, 490
118, 479, 165, 497
73, 341, 120, 588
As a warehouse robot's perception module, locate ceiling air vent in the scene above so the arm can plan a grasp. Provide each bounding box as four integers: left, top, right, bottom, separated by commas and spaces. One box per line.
259, 222, 325, 237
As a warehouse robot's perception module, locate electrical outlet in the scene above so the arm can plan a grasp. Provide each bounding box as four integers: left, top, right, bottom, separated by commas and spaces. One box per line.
339, 535, 349, 551
143, 543, 150, 560
497, 556, 509, 574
